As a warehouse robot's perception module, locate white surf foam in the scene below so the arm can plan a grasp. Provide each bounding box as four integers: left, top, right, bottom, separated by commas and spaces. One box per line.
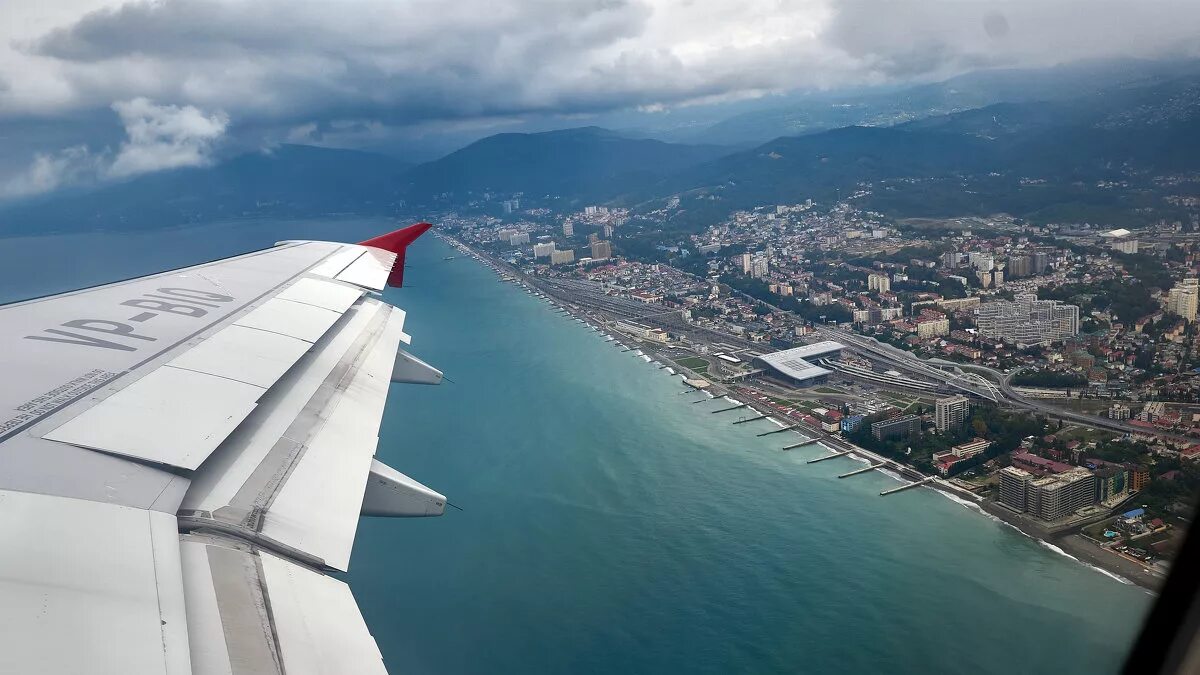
930, 489, 1136, 586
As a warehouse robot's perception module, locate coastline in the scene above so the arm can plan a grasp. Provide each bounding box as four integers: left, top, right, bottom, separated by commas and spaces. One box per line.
441, 232, 1164, 594
931, 481, 1163, 591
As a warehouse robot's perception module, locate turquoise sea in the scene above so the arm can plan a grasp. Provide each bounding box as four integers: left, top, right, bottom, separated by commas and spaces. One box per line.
0, 219, 1151, 674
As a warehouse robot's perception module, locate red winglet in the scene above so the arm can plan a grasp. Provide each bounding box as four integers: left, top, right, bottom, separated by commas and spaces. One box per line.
359, 222, 432, 287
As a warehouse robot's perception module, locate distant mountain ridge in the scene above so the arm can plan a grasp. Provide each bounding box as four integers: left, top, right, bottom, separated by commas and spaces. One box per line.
628, 73, 1200, 223
404, 126, 730, 203
2, 65, 1199, 236
682, 58, 1200, 146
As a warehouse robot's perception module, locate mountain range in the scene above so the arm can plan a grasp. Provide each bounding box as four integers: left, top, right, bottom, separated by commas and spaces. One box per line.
2, 60, 1199, 235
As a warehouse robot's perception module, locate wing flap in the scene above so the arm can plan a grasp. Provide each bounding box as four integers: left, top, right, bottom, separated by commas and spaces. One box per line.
168, 325, 312, 388
0, 490, 191, 675
180, 535, 386, 675
274, 277, 364, 313
234, 297, 344, 343
44, 366, 263, 469
42, 276, 365, 471
259, 306, 406, 570
259, 550, 388, 675
335, 249, 396, 291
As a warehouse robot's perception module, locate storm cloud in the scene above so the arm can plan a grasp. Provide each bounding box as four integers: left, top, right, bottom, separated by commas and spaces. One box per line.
0, 0, 1198, 195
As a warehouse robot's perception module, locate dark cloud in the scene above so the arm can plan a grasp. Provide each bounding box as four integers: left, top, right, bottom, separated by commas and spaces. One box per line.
2, 0, 1199, 195
825, 1, 1200, 80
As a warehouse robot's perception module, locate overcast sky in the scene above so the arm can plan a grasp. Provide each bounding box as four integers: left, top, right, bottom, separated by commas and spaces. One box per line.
1, 0, 1198, 197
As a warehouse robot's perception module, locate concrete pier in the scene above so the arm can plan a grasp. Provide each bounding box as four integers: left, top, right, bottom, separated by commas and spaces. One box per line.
732, 414, 769, 425
756, 425, 797, 437
711, 403, 749, 414
691, 398, 711, 404
782, 439, 822, 450
807, 449, 851, 463
880, 477, 933, 496
838, 463, 885, 479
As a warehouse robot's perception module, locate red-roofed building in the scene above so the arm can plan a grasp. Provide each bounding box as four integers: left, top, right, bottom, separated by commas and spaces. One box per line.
1011, 451, 1074, 476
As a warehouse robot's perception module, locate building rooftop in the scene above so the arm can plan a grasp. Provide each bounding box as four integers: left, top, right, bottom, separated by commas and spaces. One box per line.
756, 341, 846, 382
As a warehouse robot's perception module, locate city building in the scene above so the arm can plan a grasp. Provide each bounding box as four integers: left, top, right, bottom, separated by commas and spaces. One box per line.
998, 467, 1033, 512
509, 232, 530, 246
916, 318, 950, 339
932, 438, 989, 475
590, 241, 612, 260
754, 341, 845, 386
533, 242, 556, 259
1011, 451, 1073, 476
1111, 239, 1139, 254
739, 253, 752, 275
1094, 466, 1130, 504
950, 438, 989, 459
1008, 256, 1033, 278
750, 256, 769, 279
613, 321, 666, 341
1108, 403, 1131, 420
974, 294, 1080, 345
1032, 252, 1049, 275
1129, 466, 1150, 491
562, 222, 574, 237
1028, 468, 1096, 521
937, 297, 980, 312
871, 414, 921, 441
840, 415, 866, 434
550, 249, 575, 265
935, 395, 970, 432
868, 273, 891, 293
968, 252, 994, 271
1167, 278, 1199, 322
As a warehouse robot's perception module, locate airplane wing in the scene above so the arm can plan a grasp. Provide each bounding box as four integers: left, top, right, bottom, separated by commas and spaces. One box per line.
0, 222, 445, 674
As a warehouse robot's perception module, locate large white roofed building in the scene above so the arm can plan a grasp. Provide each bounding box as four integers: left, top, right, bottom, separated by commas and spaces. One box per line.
753, 341, 846, 386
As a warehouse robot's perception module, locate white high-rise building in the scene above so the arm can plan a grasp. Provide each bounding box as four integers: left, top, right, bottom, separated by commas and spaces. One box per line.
1168, 278, 1199, 322
935, 395, 970, 432
998, 467, 1033, 512
867, 273, 891, 293
1111, 239, 1139, 254
968, 252, 995, 271
974, 294, 1080, 345
750, 257, 769, 279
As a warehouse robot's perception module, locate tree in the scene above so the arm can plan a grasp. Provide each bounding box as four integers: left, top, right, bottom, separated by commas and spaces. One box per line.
972, 418, 988, 437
